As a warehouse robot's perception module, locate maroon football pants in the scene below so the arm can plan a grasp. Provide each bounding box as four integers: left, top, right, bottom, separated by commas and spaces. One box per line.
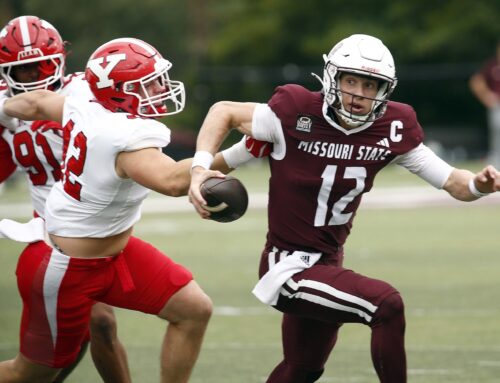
259, 247, 406, 383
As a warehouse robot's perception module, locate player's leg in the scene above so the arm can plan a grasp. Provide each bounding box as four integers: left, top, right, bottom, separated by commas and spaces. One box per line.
274, 264, 406, 383
52, 341, 89, 383
0, 242, 96, 382
99, 236, 212, 383
157, 281, 212, 383
0, 354, 60, 383
266, 314, 341, 383
88, 303, 131, 383
369, 291, 406, 382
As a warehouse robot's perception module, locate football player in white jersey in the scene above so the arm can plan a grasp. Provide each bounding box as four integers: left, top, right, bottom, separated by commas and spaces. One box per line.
0, 35, 250, 383
0, 16, 131, 383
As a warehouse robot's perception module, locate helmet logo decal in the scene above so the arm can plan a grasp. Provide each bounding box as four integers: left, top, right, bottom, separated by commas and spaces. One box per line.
18, 48, 42, 60
87, 53, 126, 89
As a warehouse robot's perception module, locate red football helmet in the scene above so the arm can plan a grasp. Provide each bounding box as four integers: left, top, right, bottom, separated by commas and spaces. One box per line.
85, 38, 185, 118
0, 15, 66, 92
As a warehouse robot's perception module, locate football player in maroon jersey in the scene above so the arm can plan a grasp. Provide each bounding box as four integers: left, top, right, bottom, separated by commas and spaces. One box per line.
189, 34, 500, 383
0, 16, 131, 383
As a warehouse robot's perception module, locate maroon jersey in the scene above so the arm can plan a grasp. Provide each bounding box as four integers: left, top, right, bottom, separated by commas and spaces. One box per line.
265, 84, 423, 254
479, 58, 500, 95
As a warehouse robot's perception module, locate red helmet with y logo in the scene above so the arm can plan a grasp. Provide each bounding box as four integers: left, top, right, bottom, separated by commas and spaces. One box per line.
85, 38, 185, 118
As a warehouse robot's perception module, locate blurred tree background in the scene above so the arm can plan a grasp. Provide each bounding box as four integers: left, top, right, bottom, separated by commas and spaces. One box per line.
1, 0, 499, 159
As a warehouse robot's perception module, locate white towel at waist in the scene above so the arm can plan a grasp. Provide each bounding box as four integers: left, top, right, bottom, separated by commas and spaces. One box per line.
0, 217, 48, 243
252, 250, 321, 306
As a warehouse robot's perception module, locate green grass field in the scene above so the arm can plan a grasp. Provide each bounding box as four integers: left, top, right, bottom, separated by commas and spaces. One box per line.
1, 163, 499, 382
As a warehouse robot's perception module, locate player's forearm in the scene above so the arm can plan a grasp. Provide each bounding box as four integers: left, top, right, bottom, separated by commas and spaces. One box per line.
443, 168, 479, 201
159, 158, 192, 196
196, 102, 234, 155
469, 75, 499, 109
212, 152, 234, 174
4, 90, 43, 120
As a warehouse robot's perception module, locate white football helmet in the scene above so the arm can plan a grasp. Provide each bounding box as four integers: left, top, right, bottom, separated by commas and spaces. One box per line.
314, 34, 397, 127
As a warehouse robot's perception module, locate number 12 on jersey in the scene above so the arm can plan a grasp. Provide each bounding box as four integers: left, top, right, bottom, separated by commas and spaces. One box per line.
61, 119, 88, 201
314, 165, 366, 227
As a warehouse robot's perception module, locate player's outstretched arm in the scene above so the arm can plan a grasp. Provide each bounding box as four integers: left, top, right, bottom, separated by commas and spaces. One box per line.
2, 89, 64, 123
116, 147, 225, 198
443, 165, 500, 201
189, 102, 257, 217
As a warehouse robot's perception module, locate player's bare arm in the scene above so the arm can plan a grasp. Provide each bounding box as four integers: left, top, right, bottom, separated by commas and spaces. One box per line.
195, 101, 256, 157
3, 89, 64, 123
189, 101, 256, 215
469, 73, 499, 109
116, 148, 230, 198
443, 165, 500, 201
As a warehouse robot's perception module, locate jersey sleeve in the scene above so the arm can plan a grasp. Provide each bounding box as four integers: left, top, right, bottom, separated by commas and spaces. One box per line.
252, 104, 286, 160
268, 84, 312, 127
60, 73, 94, 102
393, 143, 453, 188
121, 119, 171, 152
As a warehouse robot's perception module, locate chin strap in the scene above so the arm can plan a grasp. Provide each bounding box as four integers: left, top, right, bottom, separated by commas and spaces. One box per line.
310, 72, 324, 87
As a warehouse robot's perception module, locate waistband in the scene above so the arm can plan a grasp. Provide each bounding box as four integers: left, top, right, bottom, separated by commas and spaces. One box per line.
50, 247, 135, 293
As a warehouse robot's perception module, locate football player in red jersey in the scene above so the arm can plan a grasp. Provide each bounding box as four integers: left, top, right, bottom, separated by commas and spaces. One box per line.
0, 16, 133, 383
189, 34, 500, 383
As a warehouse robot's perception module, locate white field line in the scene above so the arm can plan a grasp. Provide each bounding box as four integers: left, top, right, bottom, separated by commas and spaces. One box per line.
2, 186, 500, 218
213, 305, 500, 318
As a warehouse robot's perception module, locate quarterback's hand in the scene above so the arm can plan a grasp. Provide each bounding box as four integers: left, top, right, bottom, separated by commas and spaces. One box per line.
188, 166, 225, 219
245, 136, 272, 157
474, 165, 500, 194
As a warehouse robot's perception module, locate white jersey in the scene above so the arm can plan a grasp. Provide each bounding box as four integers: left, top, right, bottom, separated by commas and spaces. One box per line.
0, 73, 93, 216
45, 94, 171, 238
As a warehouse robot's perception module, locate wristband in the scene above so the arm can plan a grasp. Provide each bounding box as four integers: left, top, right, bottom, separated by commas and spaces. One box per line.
468, 178, 490, 198
191, 150, 214, 171
222, 138, 253, 169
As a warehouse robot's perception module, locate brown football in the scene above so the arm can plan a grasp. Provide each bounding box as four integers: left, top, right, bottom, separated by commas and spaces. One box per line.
200, 176, 249, 222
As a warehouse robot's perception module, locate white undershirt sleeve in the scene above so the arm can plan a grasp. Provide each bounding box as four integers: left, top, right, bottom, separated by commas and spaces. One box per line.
251, 104, 286, 160
393, 143, 454, 189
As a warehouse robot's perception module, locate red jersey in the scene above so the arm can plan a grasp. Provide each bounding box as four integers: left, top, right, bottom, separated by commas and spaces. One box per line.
0, 128, 16, 182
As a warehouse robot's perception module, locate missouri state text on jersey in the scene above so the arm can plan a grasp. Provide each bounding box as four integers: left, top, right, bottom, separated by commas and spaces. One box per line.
264, 84, 423, 253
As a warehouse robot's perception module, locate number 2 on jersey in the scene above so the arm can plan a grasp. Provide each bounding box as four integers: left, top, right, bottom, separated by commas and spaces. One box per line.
314, 165, 366, 226
62, 120, 87, 201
